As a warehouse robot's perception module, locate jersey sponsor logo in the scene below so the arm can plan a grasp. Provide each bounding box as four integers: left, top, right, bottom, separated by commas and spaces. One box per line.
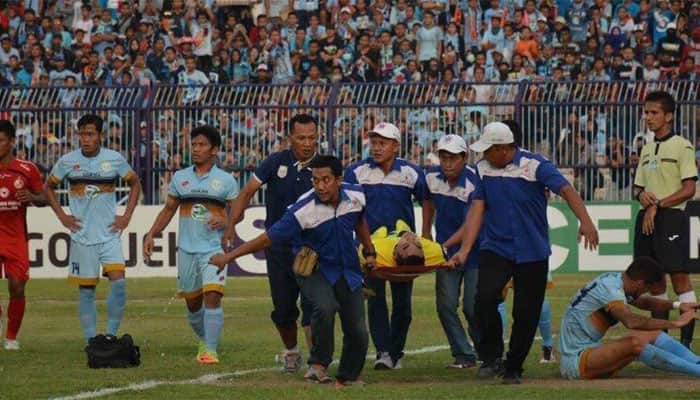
211, 179, 222, 191
191, 204, 210, 221
85, 184, 102, 199
277, 165, 288, 178
669, 234, 680, 241
0, 187, 9, 198
14, 177, 24, 189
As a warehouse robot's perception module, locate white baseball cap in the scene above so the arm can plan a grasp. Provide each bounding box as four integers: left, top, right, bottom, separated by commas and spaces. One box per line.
437, 135, 467, 154
369, 122, 401, 142
469, 122, 514, 152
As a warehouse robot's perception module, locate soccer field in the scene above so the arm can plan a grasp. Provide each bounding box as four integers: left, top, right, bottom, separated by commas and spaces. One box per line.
3, 274, 700, 400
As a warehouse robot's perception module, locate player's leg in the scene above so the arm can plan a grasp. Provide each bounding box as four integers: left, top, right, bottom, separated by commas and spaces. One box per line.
475, 250, 514, 377
388, 279, 413, 368
178, 250, 206, 358
652, 331, 700, 363
538, 298, 555, 362
201, 251, 226, 362
462, 267, 480, 360
3, 248, 29, 349
498, 283, 511, 341
366, 275, 392, 369
265, 248, 302, 360
670, 272, 696, 348
297, 270, 338, 383
633, 211, 670, 321
101, 239, 127, 336
69, 241, 100, 342
335, 277, 368, 385
436, 268, 474, 367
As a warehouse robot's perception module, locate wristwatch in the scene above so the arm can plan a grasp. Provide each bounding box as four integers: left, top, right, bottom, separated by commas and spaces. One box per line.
654, 199, 662, 209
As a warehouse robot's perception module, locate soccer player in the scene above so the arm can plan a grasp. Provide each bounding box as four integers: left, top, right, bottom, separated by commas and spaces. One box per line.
344, 122, 434, 369
559, 256, 700, 380
46, 114, 141, 343
0, 119, 45, 350
210, 155, 374, 386
428, 135, 481, 368
144, 125, 237, 364
633, 90, 698, 348
225, 113, 317, 372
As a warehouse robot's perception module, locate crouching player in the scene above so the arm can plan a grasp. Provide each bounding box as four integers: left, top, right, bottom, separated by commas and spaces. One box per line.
560, 256, 700, 379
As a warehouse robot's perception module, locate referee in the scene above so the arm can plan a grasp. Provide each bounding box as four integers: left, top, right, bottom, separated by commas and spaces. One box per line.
226, 113, 317, 372
450, 122, 599, 384
634, 90, 698, 348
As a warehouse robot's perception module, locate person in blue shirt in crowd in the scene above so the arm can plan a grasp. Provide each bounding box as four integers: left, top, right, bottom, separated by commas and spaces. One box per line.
428, 134, 482, 369
211, 155, 375, 388
144, 125, 238, 365
344, 122, 434, 370
450, 121, 599, 384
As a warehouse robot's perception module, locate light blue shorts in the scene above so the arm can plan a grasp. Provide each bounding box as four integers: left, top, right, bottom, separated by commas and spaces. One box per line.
69, 239, 125, 286
177, 249, 226, 299
560, 344, 600, 380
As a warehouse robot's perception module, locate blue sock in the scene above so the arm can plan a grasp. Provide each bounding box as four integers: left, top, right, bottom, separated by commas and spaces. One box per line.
188, 308, 205, 341
639, 344, 700, 377
498, 302, 507, 340
106, 279, 126, 336
654, 332, 700, 364
204, 307, 224, 353
539, 299, 553, 348
79, 288, 97, 341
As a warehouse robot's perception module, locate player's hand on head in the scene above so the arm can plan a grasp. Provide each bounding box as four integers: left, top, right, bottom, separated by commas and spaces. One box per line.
578, 221, 599, 250
207, 215, 227, 230
110, 214, 131, 233
60, 214, 82, 232
209, 253, 229, 271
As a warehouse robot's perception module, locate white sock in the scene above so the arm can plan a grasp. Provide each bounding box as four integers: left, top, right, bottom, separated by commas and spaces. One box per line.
679, 291, 697, 304
651, 292, 669, 301
285, 346, 299, 354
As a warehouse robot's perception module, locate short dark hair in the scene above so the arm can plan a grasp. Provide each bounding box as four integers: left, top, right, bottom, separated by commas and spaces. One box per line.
290, 113, 317, 134
645, 90, 676, 114
78, 114, 104, 132
309, 155, 343, 177
190, 125, 222, 148
0, 119, 16, 139
502, 119, 522, 147
626, 256, 664, 284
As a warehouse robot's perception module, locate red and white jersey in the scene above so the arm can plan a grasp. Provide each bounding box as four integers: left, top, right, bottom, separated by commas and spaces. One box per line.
0, 158, 43, 245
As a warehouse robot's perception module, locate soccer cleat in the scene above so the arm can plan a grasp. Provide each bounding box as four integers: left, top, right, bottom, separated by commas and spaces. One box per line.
275, 350, 303, 373
3, 339, 20, 351
196, 341, 207, 359
374, 352, 393, 370
197, 351, 219, 364
304, 364, 332, 384
392, 357, 403, 370
539, 346, 556, 363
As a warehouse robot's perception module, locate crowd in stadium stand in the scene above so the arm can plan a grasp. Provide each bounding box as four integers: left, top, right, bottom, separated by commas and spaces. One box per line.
1, 0, 699, 202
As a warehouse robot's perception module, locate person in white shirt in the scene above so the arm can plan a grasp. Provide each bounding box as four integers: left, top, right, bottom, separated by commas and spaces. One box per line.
416, 11, 443, 71
72, 4, 94, 44
190, 9, 215, 73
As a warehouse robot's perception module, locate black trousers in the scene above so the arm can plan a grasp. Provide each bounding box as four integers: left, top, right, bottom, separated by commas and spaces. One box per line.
265, 246, 312, 328
475, 250, 548, 373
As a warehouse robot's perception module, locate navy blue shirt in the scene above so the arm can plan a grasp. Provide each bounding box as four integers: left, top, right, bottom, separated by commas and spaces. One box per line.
267, 183, 366, 291
253, 150, 314, 229
473, 149, 569, 263
344, 158, 430, 233
426, 165, 480, 269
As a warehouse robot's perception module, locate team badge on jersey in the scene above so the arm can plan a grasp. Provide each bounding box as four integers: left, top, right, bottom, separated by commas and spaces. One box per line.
0, 187, 9, 198
277, 165, 288, 178
14, 177, 24, 189
211, 179, 222, 191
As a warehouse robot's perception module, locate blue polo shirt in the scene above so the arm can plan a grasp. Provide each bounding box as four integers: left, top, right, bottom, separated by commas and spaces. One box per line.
473, 149, 569, 263
426, 165, 480, 269
344, 158, 429, 233
266, 183, 366, 291
253, 150, 314, 229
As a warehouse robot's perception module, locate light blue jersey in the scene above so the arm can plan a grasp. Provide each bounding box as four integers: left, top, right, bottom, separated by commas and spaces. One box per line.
559, 272, 628, 357
49, 149, 136, 246
168, 165, 238, 254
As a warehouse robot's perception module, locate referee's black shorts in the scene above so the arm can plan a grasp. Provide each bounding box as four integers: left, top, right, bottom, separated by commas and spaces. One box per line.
634, 208, 690, 273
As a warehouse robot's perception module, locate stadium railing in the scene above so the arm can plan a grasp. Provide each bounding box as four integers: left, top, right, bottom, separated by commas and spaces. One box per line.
1, 79, 698, 205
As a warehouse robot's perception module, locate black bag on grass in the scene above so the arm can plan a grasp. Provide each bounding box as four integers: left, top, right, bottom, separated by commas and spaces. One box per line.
85, 334, 141, 368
